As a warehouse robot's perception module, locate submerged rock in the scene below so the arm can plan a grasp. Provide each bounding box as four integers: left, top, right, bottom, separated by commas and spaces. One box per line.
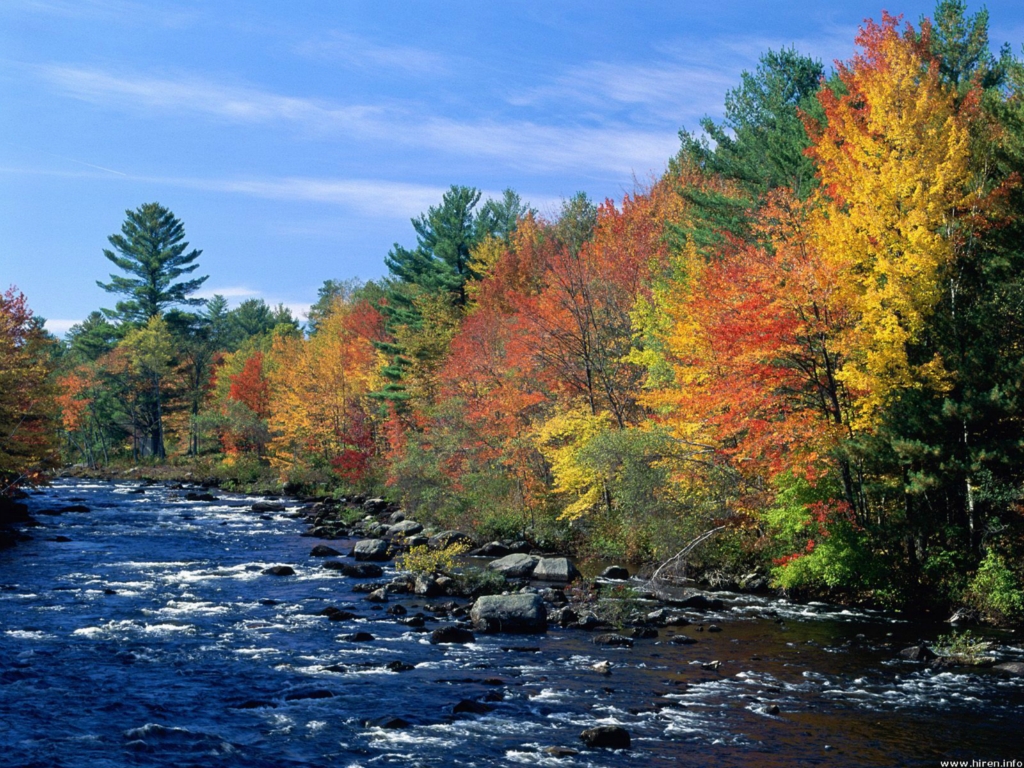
261, 565, 295, 576
309, 544, 341, 557
580, 725, 630, 749
470, 593, 547, 634
430, 626, 476, 644
453, 699, 493, 715
899, 644, 937, 662
592, 633, 634, 647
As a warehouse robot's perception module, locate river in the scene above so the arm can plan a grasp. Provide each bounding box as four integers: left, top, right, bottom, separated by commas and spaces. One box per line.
1, 479, 1022, 767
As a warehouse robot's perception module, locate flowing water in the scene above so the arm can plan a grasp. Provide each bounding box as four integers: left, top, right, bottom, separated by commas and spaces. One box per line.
2, 479, 1023, 767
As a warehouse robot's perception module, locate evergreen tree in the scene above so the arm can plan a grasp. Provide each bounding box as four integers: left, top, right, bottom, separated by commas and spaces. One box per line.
97, 202, 207, 325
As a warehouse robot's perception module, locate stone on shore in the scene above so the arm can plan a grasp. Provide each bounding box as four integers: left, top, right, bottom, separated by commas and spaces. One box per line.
428, 530, 475, 550
388, 520, 424, 536
352, 539, 391, 561
600, 566, 629, 580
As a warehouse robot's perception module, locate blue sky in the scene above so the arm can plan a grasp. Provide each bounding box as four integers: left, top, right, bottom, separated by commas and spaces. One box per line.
3, 1, 1024, 336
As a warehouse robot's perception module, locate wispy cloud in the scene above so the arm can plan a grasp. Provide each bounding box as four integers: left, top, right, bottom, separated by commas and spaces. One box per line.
36, 65, 676, 175
39, 65, 383, 134
0, 164, 561, 220
6, 0, 199, 28
294, 31, 449, 76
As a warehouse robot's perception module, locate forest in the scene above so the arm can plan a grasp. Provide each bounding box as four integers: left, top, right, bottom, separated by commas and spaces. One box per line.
4, 2, 1024, 623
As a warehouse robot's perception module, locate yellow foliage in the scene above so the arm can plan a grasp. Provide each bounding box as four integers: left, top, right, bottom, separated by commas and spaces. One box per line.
396, 542, 469, 575
809, 26, 974, 426
535, 405, 612, 520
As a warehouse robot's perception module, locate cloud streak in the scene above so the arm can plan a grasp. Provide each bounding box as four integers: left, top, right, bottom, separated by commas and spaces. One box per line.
37, 65, 677, 176
294, 31, 450, 76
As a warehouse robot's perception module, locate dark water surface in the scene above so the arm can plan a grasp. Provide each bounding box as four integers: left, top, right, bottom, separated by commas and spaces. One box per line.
2, 480, 1023, 767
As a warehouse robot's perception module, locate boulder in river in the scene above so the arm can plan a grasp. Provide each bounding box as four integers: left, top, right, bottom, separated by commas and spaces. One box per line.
488, 553, 539, 578
262, 565, 295, 576
592, 633, 634, 647
600, 565, 630, 580
580, 725, 630, 750
365, 716, 410, 729
323, 561, 384, 578
532, 557, 580, 583
453, 699, 493, 715
470, 593, 547, 634
994, 662, 1024, 676
340, 631, 375, 642
251, 501, 285, 513
309, 544, 341, 557
352, 539, 391, 561
899, 643, 937, 662
430, 626, 476, 644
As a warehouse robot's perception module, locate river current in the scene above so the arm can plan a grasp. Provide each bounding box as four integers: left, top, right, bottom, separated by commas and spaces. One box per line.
2, 479, 1023, 767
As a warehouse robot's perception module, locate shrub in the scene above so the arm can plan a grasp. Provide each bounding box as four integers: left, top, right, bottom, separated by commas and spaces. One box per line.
967, 551, 1024, 624
395, 543, 469, 576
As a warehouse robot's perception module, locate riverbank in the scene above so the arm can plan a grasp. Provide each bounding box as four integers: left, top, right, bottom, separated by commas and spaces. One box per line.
4, 477, 1024, 766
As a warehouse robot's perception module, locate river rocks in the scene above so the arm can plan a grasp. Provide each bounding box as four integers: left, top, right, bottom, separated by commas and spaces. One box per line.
352, 539, 391, 561
261, 565, 295, 576
453, 699, 493, 715
629, 626, 659, 639
323, 561, 384, 578
309, 544, 341, 557
488, 553, 539, 578
579, 725, 630, 750
363, 497, 388, 513
366, 716, 410, 729
470, 593, 547, 634
544, 746, 580, 757
670, 594, 724, 611
62, 504, 91, 514
414, 574, 441, 597
670, 634, 698, 645
600, 565, 630, 580
365, 588, 388, 603
899, 643, 937, 662
994, 662, 1024, 676
385, 660, 416, 672
593, 633, 634, 647
184, 492, 217, 502
532, 557, 580, 583
318, 607, 357, 621
470, 541, 510, 557
388, 520, 424, 536
428, 530, 475, 550
430, 626, 476, 644
388, 510, 406, 524
251, 501, 285, 513
340, 632, 375, 642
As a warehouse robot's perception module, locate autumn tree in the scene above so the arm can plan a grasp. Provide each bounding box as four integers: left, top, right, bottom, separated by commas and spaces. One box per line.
0, 287, 57, 491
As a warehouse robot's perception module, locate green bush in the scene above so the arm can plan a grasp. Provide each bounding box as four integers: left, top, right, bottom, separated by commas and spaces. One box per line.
967, 551, 1024, 624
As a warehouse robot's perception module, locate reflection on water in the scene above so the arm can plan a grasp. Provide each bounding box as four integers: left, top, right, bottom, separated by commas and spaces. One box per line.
1, 479, 1021, 767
